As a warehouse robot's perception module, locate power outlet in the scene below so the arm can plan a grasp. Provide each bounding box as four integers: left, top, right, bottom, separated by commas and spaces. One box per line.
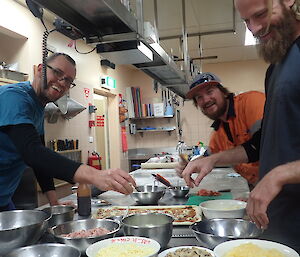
88, 136, 94, 143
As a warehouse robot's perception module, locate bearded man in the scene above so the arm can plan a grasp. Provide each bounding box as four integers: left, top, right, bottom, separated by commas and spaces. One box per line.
181, 0, 300, 252
176, 72, 265, 186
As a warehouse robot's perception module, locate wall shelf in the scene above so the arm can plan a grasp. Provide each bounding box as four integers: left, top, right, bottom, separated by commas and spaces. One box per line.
129, 115, 174, 120
136, 127, 175, 136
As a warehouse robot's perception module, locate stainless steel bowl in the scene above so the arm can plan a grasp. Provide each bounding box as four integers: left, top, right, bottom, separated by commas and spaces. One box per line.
131, 185, 165, 205
190, 218, 262, 249
49, 218, 120, 254
122, 213, 174, 249
42, 205, 75, 227
169, 186, 190, 198
0, 210, 51, 255
3, 243, 80, 257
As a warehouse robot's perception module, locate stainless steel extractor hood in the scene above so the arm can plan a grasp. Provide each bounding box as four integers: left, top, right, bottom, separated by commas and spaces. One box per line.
44, 98, 86, 123
31, 0, 190, 98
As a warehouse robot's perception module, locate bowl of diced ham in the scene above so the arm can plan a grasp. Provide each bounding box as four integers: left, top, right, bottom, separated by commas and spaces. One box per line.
49, 218, 120, 254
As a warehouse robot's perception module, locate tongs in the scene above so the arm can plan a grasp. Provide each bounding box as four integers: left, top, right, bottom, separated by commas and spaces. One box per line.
152, 173, 175, 189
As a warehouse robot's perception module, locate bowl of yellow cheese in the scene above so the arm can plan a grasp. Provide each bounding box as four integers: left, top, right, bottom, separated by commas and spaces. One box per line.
214, 239, 299, 257
86, 236, 160, 257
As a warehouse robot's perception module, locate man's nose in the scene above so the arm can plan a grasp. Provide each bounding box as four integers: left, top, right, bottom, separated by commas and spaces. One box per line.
199, 94, 211, 106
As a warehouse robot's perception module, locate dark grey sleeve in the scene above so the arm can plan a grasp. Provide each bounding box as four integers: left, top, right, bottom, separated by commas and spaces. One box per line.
1, 124, 81, 183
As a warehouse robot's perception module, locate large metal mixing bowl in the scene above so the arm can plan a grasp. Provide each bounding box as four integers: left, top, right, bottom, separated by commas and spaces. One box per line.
0, 210, 51, 255
41, 205, 75, 227
122, 213, 174, 249
131, 185, 165, 205
49, 218, 120, 254
3, 243, 81, 257
190, 218, 262, 249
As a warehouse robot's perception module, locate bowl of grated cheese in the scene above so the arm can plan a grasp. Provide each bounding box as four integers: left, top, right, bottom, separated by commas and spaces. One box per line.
213, 239, 299, 257
86, 236, 160, 257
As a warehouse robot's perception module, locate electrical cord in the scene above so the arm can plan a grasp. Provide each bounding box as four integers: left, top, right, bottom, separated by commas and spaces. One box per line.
74, 40, 96, 54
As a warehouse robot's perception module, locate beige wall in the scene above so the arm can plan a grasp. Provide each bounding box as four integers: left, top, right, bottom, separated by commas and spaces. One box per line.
1, 0, 269, 171
128, 59, 269, 148
0, 0, 142, 170
181, 60, 268, 147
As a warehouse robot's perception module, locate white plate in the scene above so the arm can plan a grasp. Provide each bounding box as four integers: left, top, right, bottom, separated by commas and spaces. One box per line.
158, 246, 214, 257
214, 239, 299, 257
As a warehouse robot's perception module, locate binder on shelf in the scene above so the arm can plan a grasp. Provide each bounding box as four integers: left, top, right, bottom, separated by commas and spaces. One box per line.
125, 87, 135, 118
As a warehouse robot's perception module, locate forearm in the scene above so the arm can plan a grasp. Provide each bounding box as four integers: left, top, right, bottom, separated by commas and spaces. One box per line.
4, 124, 80, 183
270, 160, 300, 186
209, 145, 249, 166
73, 164, 97, 184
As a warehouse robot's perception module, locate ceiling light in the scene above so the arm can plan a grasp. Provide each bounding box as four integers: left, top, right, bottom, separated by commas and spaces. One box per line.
244, 27, 257, 46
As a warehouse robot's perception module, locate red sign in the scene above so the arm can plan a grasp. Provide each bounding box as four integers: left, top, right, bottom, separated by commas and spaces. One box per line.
96, 115, 105, 127
84, 88, 90, 98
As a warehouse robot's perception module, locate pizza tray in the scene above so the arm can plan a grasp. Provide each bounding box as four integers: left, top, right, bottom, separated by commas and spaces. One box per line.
93, 205, 201, 225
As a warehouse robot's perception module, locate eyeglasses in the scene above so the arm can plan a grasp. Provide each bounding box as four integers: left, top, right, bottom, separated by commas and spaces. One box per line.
190, 74, 217, 89
47, 64, 76, 88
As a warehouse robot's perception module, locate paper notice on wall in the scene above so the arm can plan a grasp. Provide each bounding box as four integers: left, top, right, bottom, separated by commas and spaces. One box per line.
153, 103, 164, 117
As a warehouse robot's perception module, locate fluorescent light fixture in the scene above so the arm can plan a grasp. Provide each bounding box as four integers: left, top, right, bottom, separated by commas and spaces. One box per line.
244, 27, 257, 46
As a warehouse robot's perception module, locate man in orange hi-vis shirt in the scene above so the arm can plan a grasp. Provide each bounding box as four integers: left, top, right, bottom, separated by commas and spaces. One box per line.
176, 72, 265, 187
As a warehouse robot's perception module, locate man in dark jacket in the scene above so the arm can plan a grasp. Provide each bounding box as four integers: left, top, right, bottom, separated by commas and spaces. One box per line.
182, 0, 300, 252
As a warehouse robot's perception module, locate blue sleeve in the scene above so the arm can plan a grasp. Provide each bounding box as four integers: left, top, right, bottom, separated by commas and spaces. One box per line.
0, 89, 36, 127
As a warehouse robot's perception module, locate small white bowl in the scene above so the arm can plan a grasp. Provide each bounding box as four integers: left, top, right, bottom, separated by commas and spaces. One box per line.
86, 236, 160, 257
200, 199, 246, 219
158, 246, 214, 257
214, 239, 299, 257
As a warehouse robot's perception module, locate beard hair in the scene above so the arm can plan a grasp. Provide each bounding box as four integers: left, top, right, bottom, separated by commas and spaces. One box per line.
201, 98, 228, 120
256, 7, 296, 64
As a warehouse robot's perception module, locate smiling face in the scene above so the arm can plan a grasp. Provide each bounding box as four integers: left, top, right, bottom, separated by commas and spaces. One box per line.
194, 85, 229, 121
35, 55, 76, 104
235, 0, 297, 63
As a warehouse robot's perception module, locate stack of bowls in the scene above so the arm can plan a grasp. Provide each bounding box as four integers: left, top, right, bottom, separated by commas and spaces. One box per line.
0, 210, 50, 255
41, 205, 75, 227
190, 218, 262, 249
49, 218, 120, 255
131, 185, 165, 205
122, 213, 174, 249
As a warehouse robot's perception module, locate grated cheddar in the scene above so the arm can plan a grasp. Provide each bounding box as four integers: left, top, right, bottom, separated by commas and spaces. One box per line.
96, 243, 155, 257
223, 243, 286, 257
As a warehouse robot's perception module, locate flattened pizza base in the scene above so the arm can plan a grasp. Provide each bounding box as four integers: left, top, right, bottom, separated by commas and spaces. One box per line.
94, 205, 201, 225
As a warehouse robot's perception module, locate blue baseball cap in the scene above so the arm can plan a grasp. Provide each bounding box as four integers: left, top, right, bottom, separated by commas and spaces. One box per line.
186, 72, 222, 99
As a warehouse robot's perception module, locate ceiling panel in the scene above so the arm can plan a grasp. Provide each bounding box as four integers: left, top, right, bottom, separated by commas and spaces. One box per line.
133, 0, 258, 64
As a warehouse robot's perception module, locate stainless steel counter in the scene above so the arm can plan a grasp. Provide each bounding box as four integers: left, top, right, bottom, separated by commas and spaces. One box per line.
47, 167, 249, 255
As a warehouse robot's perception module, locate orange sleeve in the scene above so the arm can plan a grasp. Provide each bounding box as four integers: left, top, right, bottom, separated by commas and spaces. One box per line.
241, 91, 265, 130
209, 131, 222, 153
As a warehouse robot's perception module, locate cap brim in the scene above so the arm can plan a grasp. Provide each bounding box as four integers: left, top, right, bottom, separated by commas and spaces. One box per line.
186, 81, 220, 99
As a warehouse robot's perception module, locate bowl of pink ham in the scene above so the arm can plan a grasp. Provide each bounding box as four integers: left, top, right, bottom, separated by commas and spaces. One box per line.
49, 218, 120, 254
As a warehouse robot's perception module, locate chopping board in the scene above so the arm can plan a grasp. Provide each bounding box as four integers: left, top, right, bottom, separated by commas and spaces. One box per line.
140, 162, 178, 169
185, 192, 232, 206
